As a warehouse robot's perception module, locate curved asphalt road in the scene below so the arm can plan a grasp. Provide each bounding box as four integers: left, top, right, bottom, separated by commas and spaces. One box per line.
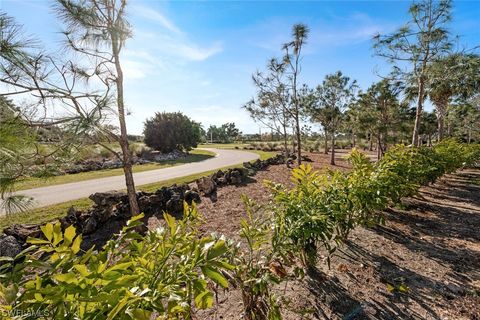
6, 148, 259, 211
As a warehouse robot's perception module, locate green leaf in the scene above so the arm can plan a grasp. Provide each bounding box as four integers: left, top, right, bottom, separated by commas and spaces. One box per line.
164, 213, 177, 234
72, 234, 82, 254
26, 237, 51, 245
54, 273, 77, 284
201, 265, 228, 288
206, 240, 228, 260
40, 223, 53, 242
0, 256, 13, 263
195, 290, 214, 309
73, 264, 90, 277
107, 295, 130, 320
398, 284, 409, 293
128, 309, 152, 320
64, 225, 76, 245
128, 213, 145, 223
104, 262, 133, 273
386, 283, 395, 293
211, 260, 235, 271
124, 213, 145, 231
52, 223, 62, 246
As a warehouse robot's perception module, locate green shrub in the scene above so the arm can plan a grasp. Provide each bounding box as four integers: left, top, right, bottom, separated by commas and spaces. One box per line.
73, 146, 96, 162
143, 112, 201, 153
2, 141, 478, 319
267, 141, 480, 268
0, 205, 233, 319
227, 196, 289, 320
98, 147, 114, 158
266, 142, 278, 151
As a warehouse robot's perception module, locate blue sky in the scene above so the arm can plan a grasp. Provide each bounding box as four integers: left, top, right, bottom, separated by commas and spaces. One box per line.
2, 0, 480, 134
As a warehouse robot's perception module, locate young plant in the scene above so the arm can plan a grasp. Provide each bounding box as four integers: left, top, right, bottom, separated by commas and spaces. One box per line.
0, 204, 233, 319
227, 196, 296, 320
267, 165, 341, 268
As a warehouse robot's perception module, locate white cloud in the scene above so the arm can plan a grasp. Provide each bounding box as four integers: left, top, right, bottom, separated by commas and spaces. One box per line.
122, 60, 148, 79
172, 42, 223, 61
248, 13, 394, 53
130, 31, 222, 62
130, 5, 223, 62
130, 5, 182, 34
123, 49, 165, 68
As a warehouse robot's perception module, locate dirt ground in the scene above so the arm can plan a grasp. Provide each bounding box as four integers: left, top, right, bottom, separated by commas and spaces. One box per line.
150, 150, 480, 319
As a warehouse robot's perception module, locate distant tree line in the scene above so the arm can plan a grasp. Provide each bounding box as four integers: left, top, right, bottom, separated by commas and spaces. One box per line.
245, 0, 480, 165
206, 123, 241, 143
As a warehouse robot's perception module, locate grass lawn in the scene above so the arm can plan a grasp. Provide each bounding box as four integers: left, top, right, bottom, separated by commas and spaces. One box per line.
0, 198, 94, 231
14, 149, 215, 191
0, 150, 278, 230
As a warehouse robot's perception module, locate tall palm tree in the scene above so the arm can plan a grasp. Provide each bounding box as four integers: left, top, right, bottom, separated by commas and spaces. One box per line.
283, 23, 309, 165
428, 53, 480, 141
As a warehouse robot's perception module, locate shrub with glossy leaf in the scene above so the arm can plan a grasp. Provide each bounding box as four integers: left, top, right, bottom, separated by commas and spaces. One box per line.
226, 196, 294, 320
0, 140, 477, 319
0, 204, 233, 319
268, 140, 480, 267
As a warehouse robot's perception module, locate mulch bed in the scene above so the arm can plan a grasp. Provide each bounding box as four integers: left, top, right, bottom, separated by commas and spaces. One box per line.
151, 150, 480, 319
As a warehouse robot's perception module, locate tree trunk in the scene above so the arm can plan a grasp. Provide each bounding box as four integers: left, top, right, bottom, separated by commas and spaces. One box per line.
323, 131, 328, 154
383, 130, 388, 152
352, 132, 356, 148
437, 116, 444, 142
283, 124, 289, 159
431, 95, 449, 142
428, 134, 432, 147
412, 77, 425, 147
376, 133, 382, 160
112, 35, 140, 216
295, 115, 302, 165
330, 131, 335, 165
369, 133, 373, 151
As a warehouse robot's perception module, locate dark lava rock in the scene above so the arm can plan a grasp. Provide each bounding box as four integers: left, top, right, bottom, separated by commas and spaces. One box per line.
0, 235, 22, 257
301, 155, 313, 162
166, 194, 183, 216
3, 224, 42, 242
184, 190, 201, 205
89, 191, 128, 207
82, 217, 99, 235
196, 176, 217, 196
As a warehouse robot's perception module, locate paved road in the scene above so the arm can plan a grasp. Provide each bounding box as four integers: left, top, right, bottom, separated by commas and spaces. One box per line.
4, 148, 259, 211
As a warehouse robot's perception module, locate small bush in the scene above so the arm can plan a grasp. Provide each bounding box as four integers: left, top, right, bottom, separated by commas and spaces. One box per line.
0, 205, 233, 319
75, 146, 95, 161
144, 112, 201, 153
99, 147, 113, 158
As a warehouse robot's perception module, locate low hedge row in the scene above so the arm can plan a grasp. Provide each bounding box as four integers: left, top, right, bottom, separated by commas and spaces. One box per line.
0, 140, 478, 319
269, 140, 480, 267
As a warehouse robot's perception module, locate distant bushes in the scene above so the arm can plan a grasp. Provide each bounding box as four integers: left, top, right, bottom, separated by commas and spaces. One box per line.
143, 112, 202, 153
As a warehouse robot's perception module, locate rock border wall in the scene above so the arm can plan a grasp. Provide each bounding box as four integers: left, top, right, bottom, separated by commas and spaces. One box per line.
0, 154, 286, 257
